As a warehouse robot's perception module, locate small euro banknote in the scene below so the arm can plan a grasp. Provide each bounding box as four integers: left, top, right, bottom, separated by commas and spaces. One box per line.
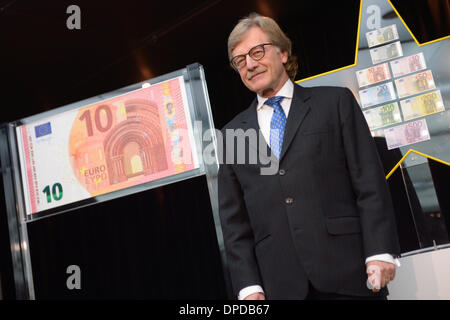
394, 70, 436, 98
390, 53, 427, 78
16, 76, 199, 215
356, 63, 391, 87
359, 82, 397, 108
363, 102, 402, 130
365, 24, 399, 48
400, 90, 445, 121
384, 119, 430, 150
370, 41, 403, 64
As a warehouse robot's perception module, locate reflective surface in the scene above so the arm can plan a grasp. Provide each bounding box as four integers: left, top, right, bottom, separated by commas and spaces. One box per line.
26, 174, 227, 299
401, 161, 449, 249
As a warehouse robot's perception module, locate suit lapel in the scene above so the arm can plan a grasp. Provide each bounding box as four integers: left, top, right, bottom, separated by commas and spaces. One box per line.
239, 98, 259, 131
239, 99, 274, 164
279, 84, 311, 161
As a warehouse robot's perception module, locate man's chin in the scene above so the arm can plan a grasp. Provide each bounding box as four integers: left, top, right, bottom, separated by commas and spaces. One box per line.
244, 81, 267, 95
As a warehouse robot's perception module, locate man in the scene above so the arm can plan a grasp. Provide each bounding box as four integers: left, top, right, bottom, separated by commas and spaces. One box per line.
218, 13, 400, 300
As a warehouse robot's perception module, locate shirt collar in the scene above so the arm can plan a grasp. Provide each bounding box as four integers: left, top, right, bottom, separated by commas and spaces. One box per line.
256, 79, 294, 111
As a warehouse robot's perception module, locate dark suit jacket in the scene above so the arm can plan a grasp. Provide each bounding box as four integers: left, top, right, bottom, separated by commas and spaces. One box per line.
218, 84, 400, 299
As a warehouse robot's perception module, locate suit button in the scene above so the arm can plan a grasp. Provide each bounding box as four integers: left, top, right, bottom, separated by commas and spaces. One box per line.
285, 198, 294, 205
279, 169, 286, 176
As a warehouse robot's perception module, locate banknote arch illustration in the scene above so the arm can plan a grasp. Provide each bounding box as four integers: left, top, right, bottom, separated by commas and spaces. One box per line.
70, 99, 169, 194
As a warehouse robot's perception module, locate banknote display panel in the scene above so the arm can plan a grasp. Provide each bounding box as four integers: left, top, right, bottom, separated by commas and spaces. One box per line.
399, 90, 445, 121
390, 53, 427, 78
365, 24, 399, 48
359, 82, 397, 108
394, 70, 436, 98
363, 102, 402, 130
369, 41, 403, 64
16, 76, 199, 215
384, 119, 431, 150
356, 63, 391, 88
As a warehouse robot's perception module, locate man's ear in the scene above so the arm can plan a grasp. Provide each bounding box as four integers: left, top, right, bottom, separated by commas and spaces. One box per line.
281, 50, 288, 64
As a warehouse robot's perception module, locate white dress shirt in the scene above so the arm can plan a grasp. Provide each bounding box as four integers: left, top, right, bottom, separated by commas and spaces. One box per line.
238, 79, 400, 300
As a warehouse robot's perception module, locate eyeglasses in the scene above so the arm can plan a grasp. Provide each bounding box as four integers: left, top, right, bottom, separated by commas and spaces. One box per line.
230, 43, 273, 70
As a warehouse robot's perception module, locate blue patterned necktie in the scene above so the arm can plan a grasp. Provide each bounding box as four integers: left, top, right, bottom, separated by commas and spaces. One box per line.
265, 96, 286, 159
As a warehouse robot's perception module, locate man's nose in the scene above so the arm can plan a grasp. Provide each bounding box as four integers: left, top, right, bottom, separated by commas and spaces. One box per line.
246, 55, 258, 70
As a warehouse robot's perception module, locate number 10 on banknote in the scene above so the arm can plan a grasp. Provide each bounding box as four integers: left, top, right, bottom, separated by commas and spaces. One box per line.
16, 76, 199, 215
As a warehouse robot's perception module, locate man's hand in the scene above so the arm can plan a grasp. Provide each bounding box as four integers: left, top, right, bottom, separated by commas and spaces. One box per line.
366, 260, 396, 292
244, 293, 266, 300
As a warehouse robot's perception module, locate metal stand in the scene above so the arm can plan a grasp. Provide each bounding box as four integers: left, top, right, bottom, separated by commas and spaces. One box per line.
0, 124, 34, 299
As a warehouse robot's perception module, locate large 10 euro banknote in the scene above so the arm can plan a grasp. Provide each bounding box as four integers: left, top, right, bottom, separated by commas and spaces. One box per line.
17, 76, 199, 215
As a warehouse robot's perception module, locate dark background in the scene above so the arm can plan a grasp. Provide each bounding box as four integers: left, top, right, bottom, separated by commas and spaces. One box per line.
0, 0, 449, 299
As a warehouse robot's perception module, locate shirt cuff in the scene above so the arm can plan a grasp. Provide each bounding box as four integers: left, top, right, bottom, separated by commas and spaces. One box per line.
365, 253, 401, 267
238, 285, 265, 300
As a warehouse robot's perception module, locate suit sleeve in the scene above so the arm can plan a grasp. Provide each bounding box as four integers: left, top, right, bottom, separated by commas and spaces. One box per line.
339, 88, 401, 258
218, 134, 263, 296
